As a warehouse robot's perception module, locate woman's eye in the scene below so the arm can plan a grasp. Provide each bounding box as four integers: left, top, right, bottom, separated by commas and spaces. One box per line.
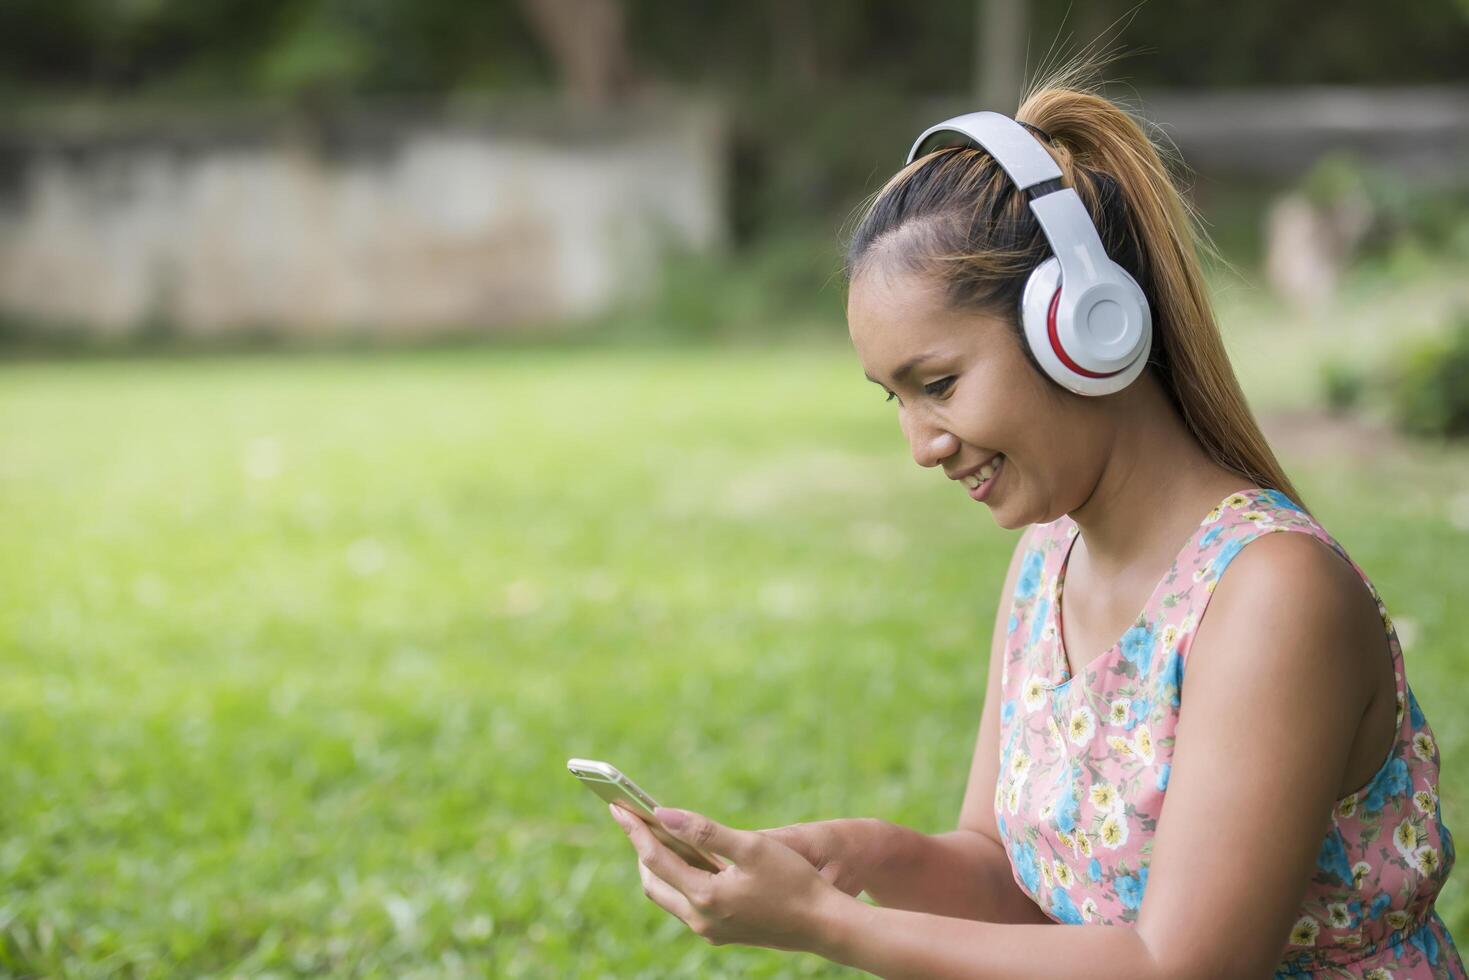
924, 377, 956, 397
884, 390, 897, 403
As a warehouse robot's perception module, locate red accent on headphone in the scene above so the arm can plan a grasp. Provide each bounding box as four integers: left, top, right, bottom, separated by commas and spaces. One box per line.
1046, 286, 1121, 380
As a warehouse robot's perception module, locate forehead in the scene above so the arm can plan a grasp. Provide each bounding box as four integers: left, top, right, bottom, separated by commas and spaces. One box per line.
847, 261, 985, 371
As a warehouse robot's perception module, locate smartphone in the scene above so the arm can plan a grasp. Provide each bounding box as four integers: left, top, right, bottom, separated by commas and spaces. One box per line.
567, 758, 727, 873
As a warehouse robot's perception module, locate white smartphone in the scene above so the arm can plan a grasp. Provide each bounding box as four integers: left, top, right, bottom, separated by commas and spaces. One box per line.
567, 758, 727, 872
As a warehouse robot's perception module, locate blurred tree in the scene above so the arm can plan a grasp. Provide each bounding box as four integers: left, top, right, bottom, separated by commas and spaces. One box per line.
977, 0, 1025, 110
516, 0, 637, 107
2, 0, 1465, 101
257, 0, 370, 111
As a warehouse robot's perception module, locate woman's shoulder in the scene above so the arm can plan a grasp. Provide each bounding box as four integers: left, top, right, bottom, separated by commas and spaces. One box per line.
1186, 499, 1387, 719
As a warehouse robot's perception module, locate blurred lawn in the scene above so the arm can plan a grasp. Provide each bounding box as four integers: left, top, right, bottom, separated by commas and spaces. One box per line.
2, 295, 1468, 975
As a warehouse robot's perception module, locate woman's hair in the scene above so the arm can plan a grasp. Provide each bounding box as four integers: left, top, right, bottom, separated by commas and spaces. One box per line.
844, 79, 1303, 507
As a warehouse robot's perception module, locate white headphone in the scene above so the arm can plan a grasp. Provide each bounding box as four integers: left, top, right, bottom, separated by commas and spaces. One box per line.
906, 111, 1152, 396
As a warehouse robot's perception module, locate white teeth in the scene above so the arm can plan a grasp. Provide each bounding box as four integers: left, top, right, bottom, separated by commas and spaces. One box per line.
962, 455, 1003, 490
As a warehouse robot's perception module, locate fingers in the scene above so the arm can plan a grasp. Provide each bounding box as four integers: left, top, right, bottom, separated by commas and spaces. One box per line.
611, 805, 716, 908
654, 807, 758, 866
637, 858, 697, 922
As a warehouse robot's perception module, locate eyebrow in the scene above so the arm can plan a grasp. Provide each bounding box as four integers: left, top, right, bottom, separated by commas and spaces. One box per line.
864, 350, 950, 387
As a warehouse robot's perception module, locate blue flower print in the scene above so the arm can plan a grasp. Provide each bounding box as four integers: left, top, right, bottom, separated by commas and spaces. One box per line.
1121, 623, 1154, 677
1012, 841, 1041, 893
1317, 827, 1355, 886
1369, 893, 1392, 920
1008, 612, 1019, 635
1156, 763, 1171, 791
1089, 858, 1103, 882
1362, 757, 1411, 814
1116, 866, 1149, 910
1258, 488, 1304, 513
1126, 697, 1150, 732
1001, 699, 1016, 725
1410, 921, 1442, 965
1210, 536, 1246, 576
1054, 778, 1079, 835
1016, 550, 1044, 599
1198, 523, 1225, 549
1050, 887, 1083, 924
1158, 649, 1184, 708
1030, 597, 1050, 645
1409, 687, 1427, 728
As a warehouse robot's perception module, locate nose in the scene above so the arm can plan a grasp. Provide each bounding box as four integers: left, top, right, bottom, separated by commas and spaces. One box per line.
902, 412, 960, 468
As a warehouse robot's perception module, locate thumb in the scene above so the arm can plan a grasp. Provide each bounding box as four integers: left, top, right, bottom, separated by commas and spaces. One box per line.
654, 808, 756, 863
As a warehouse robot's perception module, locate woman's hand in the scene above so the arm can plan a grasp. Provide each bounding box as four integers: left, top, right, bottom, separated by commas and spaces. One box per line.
609, 804, 849, 953
753, 818, 884, 898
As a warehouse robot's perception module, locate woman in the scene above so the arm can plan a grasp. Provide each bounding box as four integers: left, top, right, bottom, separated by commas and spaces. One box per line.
608, 81, 1464, 978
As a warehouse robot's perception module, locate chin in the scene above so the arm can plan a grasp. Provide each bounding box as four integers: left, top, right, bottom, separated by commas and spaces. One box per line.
991, 511, 1027, 531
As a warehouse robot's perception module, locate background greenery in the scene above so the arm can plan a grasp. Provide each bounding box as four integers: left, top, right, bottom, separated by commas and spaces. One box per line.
3, 0, 1469, 975
2, 255, 1467, 976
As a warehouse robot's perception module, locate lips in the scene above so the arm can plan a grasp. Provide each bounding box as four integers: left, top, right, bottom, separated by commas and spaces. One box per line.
956, 454, 1003, 489
962, 454, 1004, 501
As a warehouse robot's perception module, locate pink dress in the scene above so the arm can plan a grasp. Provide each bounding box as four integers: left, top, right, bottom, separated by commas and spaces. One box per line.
995, 487, 1464, 977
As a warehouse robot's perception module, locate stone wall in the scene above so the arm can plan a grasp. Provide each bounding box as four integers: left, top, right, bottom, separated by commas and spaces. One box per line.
0, 98, 727, 338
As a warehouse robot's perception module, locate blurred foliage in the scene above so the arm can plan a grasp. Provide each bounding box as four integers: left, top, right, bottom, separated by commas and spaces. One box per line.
2, 0, 1466, 102
1390, 311, 1469, 440
1320, 359, 1368, 415
1, 348, 1467, 974
619, 231, 849, 344
1301, 152, 1469, 264
3, 1, 1466, 247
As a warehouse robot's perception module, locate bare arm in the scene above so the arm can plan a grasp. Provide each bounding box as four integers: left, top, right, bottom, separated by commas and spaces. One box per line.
806, 532, 1379, 979
861, 530, 1051, 924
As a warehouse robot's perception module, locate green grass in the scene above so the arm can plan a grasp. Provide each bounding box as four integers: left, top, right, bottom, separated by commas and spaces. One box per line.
1, 338, 1467, 977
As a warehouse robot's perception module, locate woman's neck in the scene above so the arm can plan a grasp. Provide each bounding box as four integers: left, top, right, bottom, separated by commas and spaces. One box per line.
1066, 376, 1251, 581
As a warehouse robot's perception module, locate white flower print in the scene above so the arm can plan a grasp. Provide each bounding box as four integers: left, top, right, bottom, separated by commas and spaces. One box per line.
1393, 818, 1423, 860
1413, 731, 1436, 762
1089, 782, 1119, 812
1098, 810, 1129, 849
1133, 724, 1155, 764
1289, 915, 1320, 946
1023, 675, 1047, 712
1068, 707, 1097, 746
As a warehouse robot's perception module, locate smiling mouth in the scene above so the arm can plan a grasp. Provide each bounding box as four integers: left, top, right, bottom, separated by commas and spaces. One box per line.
961, 454, 1004, 491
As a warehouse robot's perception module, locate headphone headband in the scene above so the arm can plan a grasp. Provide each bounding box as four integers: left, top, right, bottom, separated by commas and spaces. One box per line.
903, 110, 1152, 396
906, 111, 1061, 189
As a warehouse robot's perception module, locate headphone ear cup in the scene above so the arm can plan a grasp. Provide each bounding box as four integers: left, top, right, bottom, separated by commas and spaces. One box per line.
1020, 257, 1152, 397
1020, 257, 1069, 388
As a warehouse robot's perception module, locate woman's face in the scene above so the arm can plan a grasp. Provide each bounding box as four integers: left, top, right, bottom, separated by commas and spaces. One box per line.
846, 261, 1110, 529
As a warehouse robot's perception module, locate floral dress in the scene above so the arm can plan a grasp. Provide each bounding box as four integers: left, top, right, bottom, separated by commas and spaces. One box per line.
994, 487, 1464, 977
